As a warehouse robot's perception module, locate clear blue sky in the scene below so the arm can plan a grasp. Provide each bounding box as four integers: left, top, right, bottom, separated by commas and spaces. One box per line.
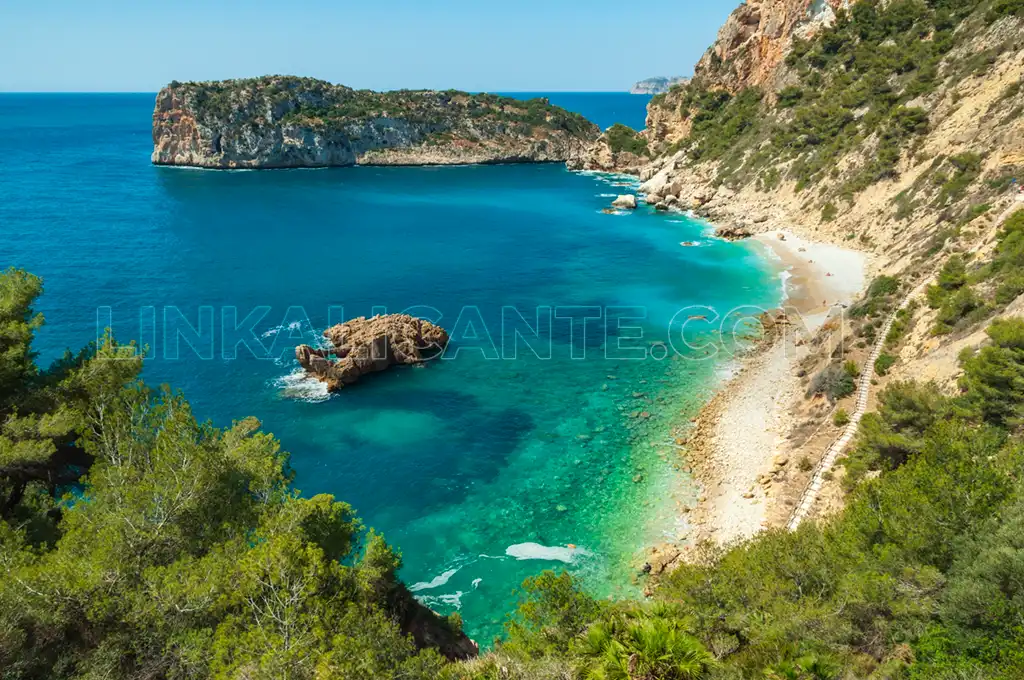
0, 0, 737, 92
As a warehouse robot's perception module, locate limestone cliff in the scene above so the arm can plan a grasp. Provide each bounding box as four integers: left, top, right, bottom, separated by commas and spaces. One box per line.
587, 0, 1023, 259
152, 76, 600, 169
643, 0, 845, 145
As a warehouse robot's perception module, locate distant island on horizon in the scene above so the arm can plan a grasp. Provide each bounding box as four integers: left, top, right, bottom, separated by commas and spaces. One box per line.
629, 76, 690, 95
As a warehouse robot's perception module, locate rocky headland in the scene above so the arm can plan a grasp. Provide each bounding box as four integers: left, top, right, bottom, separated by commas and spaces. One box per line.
152, 76, 600, 169
629, 76, 690, 95
296, 314, 448, 391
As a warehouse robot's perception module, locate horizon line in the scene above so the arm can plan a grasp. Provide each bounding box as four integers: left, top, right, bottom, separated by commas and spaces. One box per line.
0, 89, 651, 95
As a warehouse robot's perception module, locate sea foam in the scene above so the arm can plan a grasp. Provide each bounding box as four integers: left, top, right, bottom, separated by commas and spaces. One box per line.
272, 369, 331, 403
505, 542, 590, 563
410, 567, 461, 592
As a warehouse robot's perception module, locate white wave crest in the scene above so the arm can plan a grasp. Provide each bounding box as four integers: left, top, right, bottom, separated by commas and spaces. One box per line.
262, 320, 307, 338
505, 542, 591, 563
272, 369, 331, 403
410, 567, 461, 592
416, 591, 465, 610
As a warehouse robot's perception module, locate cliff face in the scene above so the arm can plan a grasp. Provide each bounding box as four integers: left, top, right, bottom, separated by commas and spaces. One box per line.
151, 76, 600, 169
693, 0, 843, 93
589, 0, 1023, 259
643, 0, 844, 144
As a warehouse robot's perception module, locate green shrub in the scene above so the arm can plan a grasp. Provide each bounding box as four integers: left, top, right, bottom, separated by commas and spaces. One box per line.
834, 408, 851, 426
604, 123, 649, 156
985, 210, 1024, 304
777, 86, 805, 108
822, 202, 839, 221
958, 318, 1024, 426
868, 275, 900, 298
808, 363, 857, 401
932, 285, 984, 335
875, 352, 897, 375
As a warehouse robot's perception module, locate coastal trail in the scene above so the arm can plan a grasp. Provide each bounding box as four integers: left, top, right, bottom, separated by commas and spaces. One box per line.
786, 280, 928, 531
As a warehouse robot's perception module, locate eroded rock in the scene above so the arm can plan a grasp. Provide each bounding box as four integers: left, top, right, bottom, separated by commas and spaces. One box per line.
296, 314, 448, 390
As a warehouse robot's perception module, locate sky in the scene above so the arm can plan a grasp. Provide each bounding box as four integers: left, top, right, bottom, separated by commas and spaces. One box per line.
0, 0, 738, 92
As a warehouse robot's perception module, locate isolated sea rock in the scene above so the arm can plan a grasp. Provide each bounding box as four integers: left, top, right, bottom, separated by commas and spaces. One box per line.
152, 76, 600, 169
296, 314, 448, 391
612, 194, 638, 209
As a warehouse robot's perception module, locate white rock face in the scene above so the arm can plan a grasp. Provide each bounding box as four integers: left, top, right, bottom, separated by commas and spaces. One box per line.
612, 194, 638, 209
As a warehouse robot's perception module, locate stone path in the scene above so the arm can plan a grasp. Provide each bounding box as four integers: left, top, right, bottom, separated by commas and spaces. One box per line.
786, 283, 925, 531
786, 199, 1022, 530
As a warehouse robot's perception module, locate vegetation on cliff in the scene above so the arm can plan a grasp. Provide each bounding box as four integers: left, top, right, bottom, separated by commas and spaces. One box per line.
170, 76, 595, 138
0, 268, 471, 679
605, 123, 650, 157
647, 0, 1023, 221
152, 76, 599, 168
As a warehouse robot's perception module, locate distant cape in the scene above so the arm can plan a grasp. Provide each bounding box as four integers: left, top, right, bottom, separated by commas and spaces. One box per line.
629, 76, 690, 95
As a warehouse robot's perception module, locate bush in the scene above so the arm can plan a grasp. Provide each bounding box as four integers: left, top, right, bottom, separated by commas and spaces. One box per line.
777, 86, 805, 108
808, 363, 857, 401
986, 210, 1024, 304
844, 360, 861, 378
958, 318, 1024, 426
834, 408, 851, 426
604, 123, 649, 156
822, 202, 839, 221
868, 275, 901, 298
875, 352, 897, 375
932, 286, 984, 335
927, 255, 968, 310
937, 254, 967, 290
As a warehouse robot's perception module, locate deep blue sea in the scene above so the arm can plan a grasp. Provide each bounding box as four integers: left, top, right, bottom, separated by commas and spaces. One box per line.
0, 92, 778, 642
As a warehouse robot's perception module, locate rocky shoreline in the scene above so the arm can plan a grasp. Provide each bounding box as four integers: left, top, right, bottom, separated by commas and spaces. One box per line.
638, 229, 871, 580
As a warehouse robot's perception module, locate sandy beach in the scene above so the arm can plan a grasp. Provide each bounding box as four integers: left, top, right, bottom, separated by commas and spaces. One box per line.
670, 231, 870, 551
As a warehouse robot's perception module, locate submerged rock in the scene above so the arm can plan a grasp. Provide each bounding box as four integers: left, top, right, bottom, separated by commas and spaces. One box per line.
296, 314, 448, 391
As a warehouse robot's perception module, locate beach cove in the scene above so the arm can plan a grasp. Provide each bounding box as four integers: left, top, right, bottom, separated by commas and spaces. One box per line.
1, 92, 836, 642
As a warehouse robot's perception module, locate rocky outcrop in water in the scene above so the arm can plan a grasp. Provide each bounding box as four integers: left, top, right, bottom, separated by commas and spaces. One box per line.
152, 76, 600, 169
296, 314, 448, 391
612, 194, 638, 209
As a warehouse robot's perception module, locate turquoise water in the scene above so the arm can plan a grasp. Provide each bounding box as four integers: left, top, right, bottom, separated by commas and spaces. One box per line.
0, 93, 777, 642
509, 92, 653, 130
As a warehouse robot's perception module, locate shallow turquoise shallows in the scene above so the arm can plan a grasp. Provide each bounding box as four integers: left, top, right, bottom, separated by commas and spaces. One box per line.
0, 93, 779, 642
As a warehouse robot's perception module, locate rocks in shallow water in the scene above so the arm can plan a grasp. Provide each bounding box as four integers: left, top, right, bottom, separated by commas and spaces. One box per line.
611, 194, 638, 209
296, 314, 448, 391
714, 224, 754, 241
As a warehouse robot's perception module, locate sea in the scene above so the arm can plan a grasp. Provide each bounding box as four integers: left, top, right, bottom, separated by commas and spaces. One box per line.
0, 91, 781, 643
